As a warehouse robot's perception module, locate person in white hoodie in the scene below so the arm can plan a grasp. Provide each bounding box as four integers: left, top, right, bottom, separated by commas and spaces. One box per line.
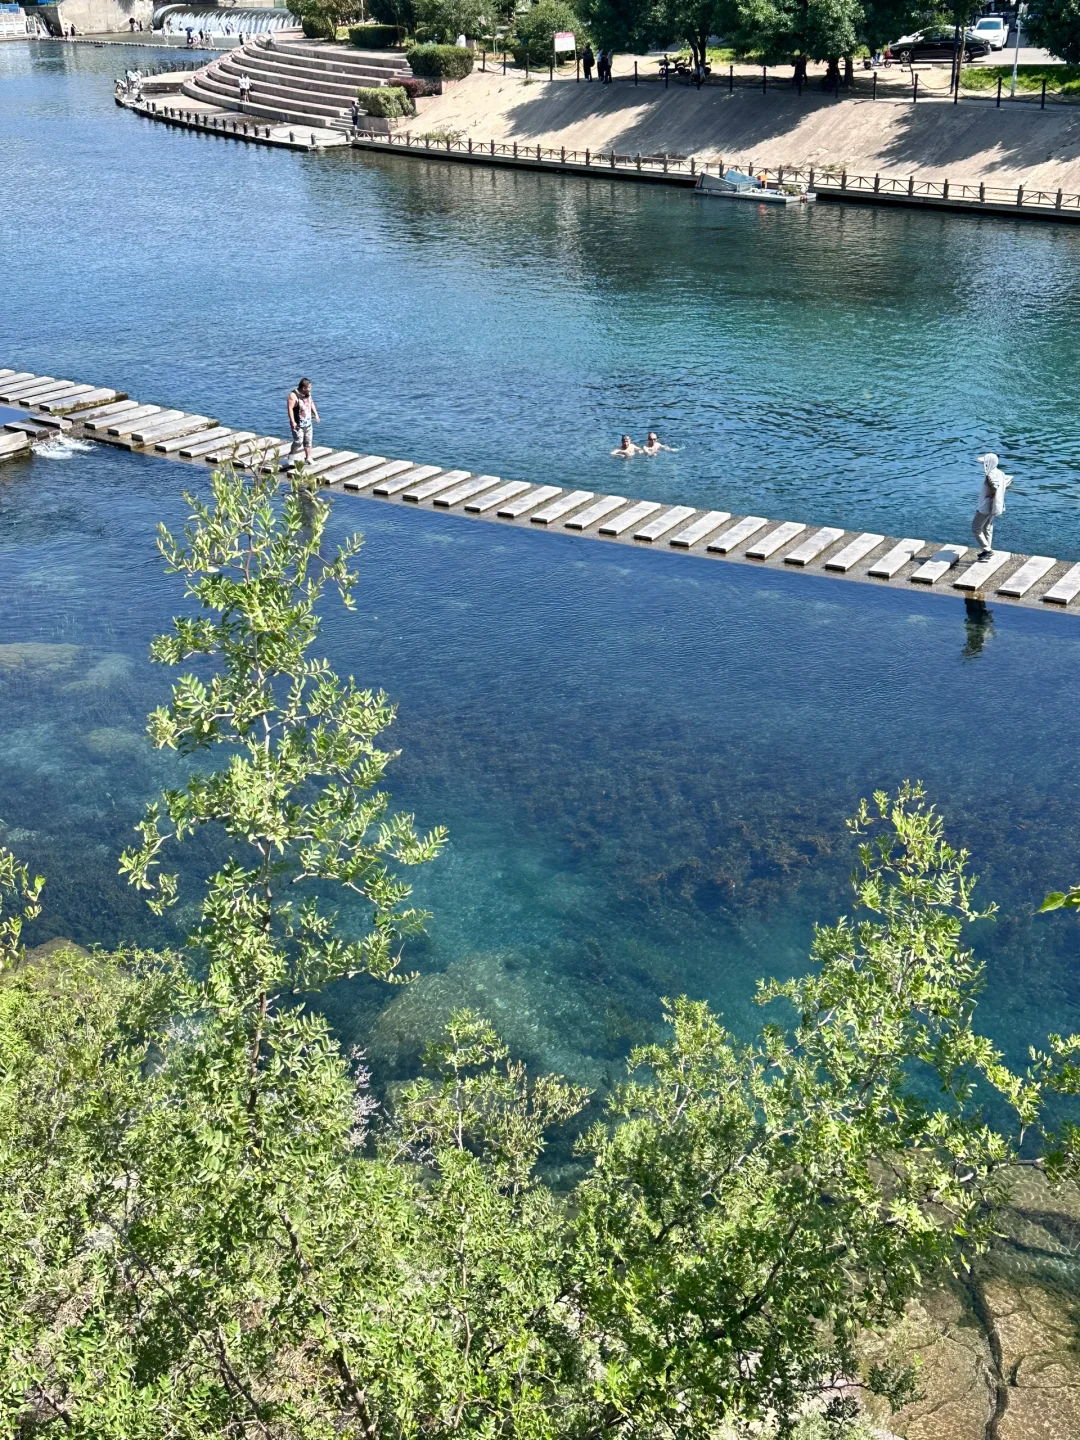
971, 452, 1011, 560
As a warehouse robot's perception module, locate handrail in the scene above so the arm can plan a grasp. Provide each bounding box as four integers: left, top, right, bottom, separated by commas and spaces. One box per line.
350, 127, 1080, 215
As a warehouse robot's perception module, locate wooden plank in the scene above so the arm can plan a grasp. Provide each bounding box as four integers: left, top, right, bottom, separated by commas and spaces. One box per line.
598, 500, 661, 536
953, 551, 1012, 591
200, 432, 258, 461
44, 387, 122, 413
997, 555, 1056, 598
911, 544, 967, 585
784, 527, 845, 566
531, 490, 594, 525
302, 449, 357, 475
378, 463, 454, 496
747, 521, 806, 559
669, 510, 731, 549
825, 532, 885, 572
565, 495, 628, 530
466, 480, 530, 513
72, 399, 139, 423
405, 470, 477, 503
633, 505, 695, 542
708, 516, 768, 554
433, 475, 502, 507
1043, 562, 1080, 606
131, 415, 210, 445
498, 486, 562, 519
98, 406, 168, 434
0, 373, 36, 395
318, 456, 385, 486
20, 383, 93, 406
0, 376, 56, 400
868, 539, 924, 579
177, 427, 235, 457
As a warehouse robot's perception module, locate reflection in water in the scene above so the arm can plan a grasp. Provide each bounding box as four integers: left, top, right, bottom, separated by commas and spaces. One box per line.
963, 597, 996, 661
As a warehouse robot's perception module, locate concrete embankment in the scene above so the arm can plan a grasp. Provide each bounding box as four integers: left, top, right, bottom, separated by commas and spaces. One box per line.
402, 71, 1080, 191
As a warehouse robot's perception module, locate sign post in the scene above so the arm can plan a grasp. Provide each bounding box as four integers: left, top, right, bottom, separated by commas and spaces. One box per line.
553, 29, 574, 77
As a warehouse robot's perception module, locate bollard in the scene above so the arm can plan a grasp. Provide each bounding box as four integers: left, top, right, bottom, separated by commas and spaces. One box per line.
1057, 188, 1063, 209
636, 152, 641, 169
729, 63, 733, 93
537, 143, 541, 159
447, 136, 451, 150
289, 130, 294, 141
526, 54, 529, 79
576, 55, 579, 80
549, 59, 553, 80
690, 156, 695, 175
1017, 185, 1024, 206
635, 60, 638, 85
664, 59, 668, 88
872, 72, 877, 100
490, 138, 494, 154
561, 145, 565, 161
808, 166, 814, 189
908, 174, 914, 195
979, 181, 985, 201
1042, 77, 1047, 108
513, 141, 518, 158
468, 137, 472, 152
913, 72, 918, 102
610, 150, 615, 167
996, 75, 1002, 107
482, 49, 486, 71
503, 50, 506, 74
840, 168, 847, 189
762, 65, 766, 94
663, 154, 668, 171
585, 147, 590, 165
943, 178, 949, 198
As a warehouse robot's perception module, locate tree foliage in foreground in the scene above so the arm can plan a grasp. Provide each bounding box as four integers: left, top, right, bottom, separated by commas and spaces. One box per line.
1025, 0, 1080, 63
3, 467, 1080, 1437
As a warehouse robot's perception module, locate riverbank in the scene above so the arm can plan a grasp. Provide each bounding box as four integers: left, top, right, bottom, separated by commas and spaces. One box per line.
398, 70, 1080, 191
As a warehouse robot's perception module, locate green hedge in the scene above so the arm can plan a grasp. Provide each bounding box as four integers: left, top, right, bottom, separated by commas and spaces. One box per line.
357, 84, 412, 117
301, 15, 335, 38
348, 23, 406, 48
405, 42, 474, 78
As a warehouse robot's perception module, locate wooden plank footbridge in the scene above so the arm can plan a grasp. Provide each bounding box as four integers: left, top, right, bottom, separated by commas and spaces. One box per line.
2, 365, 1078, 615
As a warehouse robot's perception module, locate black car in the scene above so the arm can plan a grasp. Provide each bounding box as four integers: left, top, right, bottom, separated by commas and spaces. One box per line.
891, 29, 991, 61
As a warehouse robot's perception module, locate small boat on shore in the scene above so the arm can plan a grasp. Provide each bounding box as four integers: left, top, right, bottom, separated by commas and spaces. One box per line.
696, 170, 816, 204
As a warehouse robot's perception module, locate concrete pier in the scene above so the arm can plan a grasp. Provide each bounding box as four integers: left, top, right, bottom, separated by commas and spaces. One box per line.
3, 364, 1080, 616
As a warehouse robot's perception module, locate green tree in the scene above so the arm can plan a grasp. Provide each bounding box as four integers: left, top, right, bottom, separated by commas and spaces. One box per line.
369, 0, 418, 35
1024, 0, 1080, 61
513, 0, 585, 63
413, 0, 485, 42
296, 0, 362, 38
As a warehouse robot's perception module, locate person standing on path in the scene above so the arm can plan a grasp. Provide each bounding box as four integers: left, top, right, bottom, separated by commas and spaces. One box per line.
287, 378, 319, 465
239, 72, 252, 104
582, 43, 594, 79
971, 451, 1011, 560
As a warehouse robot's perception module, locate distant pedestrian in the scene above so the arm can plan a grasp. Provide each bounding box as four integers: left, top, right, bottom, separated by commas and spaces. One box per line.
69, 22, 76, 37
129, 16, 136, 32
239, 72, 252, 102
287, 378, 319, 465
582, 43, 594, 80
971, 451, 1011, 560
350, 96, 360, 128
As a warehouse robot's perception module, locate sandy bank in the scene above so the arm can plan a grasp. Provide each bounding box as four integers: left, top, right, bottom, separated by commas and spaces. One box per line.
407, 72, 1080, 189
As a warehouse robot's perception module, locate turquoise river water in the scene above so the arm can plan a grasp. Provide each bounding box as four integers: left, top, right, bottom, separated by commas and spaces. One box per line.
2, 42, 1080, 1089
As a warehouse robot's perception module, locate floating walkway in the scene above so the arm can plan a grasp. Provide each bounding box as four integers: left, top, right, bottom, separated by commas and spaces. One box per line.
3, 364, 1079, 615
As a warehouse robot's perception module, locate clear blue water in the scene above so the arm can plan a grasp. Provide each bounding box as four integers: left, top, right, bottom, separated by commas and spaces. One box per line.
2, 43, 1080, 1089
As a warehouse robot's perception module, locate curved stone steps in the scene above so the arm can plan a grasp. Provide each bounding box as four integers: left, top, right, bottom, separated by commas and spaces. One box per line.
180, 75, 350, 127
222, 51, 409, 92
206, 63, 360, 115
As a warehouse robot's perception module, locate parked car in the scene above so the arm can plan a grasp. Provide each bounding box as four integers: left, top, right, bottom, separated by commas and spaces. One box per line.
969, 15, 1010, 48
890, 29, 992, 61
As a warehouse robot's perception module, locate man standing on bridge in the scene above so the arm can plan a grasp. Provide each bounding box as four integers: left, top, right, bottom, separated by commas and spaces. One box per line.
287, 378, 320, 467
971, 451, 1011, 561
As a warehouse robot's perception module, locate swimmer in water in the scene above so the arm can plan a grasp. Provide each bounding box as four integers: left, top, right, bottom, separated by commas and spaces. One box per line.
642, 431, 675, 455
611, 434, 642, 456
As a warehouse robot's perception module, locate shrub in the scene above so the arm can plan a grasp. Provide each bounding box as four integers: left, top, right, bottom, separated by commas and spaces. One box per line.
302, 15, 334, 37
398, 74, 437, 97
357, 83, 412, 116
512, 0, 583, 67
348, 22, 406, 46
405, 41, 475, 76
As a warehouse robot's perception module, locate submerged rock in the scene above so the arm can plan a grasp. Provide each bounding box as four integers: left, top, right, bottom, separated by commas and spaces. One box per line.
0, 642, 78, 672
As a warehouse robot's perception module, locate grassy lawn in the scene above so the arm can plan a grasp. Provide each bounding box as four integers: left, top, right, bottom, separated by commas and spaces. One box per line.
961, 62, 1080, 93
